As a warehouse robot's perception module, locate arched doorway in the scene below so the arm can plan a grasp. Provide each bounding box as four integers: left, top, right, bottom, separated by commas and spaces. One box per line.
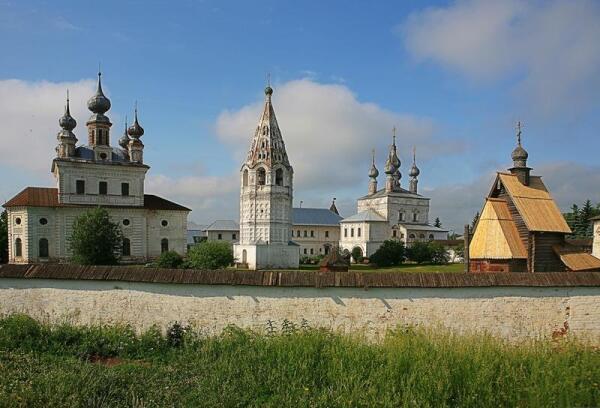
242, 249, 247, 264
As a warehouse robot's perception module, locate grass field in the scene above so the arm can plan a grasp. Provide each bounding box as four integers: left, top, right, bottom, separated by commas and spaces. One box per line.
0, 314, 598, 407
299, 263, 464, 273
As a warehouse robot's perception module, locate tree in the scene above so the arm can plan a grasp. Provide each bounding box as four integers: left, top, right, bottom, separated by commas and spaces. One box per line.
187, 241, 234, 269
351, 247, 364, 263
579, 200, 595, 237
0, 210, 7, 263
68, 207, 122, 265
369, 240, 405, 267
406, 241, 432, 264
429, 242, 449, 265
156, 250, 183, 269
434, 217, 442, 228
471, 212, 480, 231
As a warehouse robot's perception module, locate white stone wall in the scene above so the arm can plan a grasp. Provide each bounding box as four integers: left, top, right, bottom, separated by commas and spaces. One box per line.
593, 220, 600, 259
234, 243, 299, 269
1, 279, 598, 343
358, 194, 431, 227
293, 225, 340, 256
206, 230, 238, 243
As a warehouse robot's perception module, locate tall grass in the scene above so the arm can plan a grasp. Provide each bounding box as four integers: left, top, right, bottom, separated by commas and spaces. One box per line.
0, 314, 598, 407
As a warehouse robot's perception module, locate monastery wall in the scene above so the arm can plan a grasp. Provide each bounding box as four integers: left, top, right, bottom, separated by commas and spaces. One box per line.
1, 268, 599, 343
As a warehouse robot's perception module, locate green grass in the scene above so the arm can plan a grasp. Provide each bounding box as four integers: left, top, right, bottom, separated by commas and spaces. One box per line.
299, 262, 464, 273
0, 314, 598, 407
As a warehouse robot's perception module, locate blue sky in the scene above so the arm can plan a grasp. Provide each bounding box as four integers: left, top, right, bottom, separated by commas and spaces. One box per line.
1, 0, 600, 232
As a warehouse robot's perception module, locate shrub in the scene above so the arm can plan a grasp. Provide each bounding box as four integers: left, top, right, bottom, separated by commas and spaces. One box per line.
429, 242, 449, 265
166, 322, 190, 348
351, 247, 364, 263
187, 241, 234, 269
68, 207, 122, 265
156, 250, 184, 268
407, 241, 449, 264
370, 240, 405, 267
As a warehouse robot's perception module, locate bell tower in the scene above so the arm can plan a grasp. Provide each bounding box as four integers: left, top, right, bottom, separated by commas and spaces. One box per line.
86, 71, 113, 161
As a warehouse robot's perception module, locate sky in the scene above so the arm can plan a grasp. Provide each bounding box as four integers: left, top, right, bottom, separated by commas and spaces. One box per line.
1, 0, 600, 234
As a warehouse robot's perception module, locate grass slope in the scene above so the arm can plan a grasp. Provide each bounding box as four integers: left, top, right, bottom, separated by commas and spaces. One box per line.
0, 315, 598, 407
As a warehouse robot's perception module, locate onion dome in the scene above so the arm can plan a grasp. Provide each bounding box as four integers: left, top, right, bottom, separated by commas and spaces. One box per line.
384, 156, 395, 175
265, 85, 273, 96
409, 147, 420, 177
59, 92, 76, 131
389, 127, 401, 169
118, 117, 130, 149
87, 72, 111, 114
127, 106, 144, 138
511, 121, 528, 166
369, 149, 379, 178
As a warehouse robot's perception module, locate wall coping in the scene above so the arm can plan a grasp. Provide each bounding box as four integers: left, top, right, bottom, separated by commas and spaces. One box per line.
1, 264, 599, 288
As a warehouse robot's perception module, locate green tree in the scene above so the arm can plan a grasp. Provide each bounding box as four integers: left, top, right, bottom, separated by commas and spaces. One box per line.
187, 241, 234, 269
68, 207, 122, 265
351, 247, 364, 263
434, 217, 442, 228
0, 210, 7, 263
471, 212, 480, 231
369, 240, 405, 267
429, 241, 449, 265
407, 241, 432, 264
156, 250, 184, 269
579, 200, 595, 237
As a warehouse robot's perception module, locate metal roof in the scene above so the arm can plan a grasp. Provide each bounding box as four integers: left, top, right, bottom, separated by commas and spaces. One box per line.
341, 210, 387, 223
204, 220, 239, 231
402, 223, 449, 232
358, 188, 427, 200
292, 208, 343, 226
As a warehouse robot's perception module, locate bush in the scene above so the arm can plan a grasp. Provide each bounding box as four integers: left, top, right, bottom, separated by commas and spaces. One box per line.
156, 250, 184, 268
351, 247, 364, 263
370, 240, 405, 267
407, 241, 449, 265
68, 207, 122, 265
429, 242, 449, 265
187, 241, 234, 269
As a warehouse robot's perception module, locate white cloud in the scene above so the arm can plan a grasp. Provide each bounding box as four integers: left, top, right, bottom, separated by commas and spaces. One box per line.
0, 79, 96, 173
216, 79, 458, 198
401, 0, 600, 115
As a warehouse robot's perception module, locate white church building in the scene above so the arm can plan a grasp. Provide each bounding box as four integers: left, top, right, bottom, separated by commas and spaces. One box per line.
4, 72, 190, 264
339, 131, 447, 259
233, 85, 300, 269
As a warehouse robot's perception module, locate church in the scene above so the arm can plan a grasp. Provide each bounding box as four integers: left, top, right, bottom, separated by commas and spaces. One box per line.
338, 130, 448, 259
4, 72, 190, 264
233, 85, 300, 270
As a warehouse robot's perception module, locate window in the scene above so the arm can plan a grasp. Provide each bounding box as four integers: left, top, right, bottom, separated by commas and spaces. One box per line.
429, 234, 434, 240
243, 170, 249, 187
15, 217, 21, 225
99, 152, 107, 160
310, 248, 314, 255
161, 220, 168, 227
310, 230, 314, 238
296, 230, 301, 237
409, 234, 415, 239
39, 218, 48, 225
218, 233, 222, 240
303, 230, 307, 237
398, 212, 404, 222
121, 183, 130, 196
15, 238, 22, 257
122, 238, 131, 256
393, 230, 397, 238
325, 231, 329, 238
76, 180, 85, 195
357, 228, 361, 237
303, 248, 307, 254
232, 233, 237, 240
257, 168, 266, 185
123, 219, 130, 226
99, 181, 107, 195
413, 213, 418, 222
275, 168, 284, 186
351, 228, 354, 237
401, 233, 405, 238
161, 238, 169, 253
344, 228, 347, 238
39, 238, 49, 258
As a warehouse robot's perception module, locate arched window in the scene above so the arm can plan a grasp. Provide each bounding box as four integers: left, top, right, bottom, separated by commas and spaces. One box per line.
409, 234, 416, 239
243, 169, 249, 187
122, 238, 131, 256
257, 168, 266, 186
275, 168, 284, 186
39, 238, 49, 258
15, 238, 22, 257
429, 234, 434, 240
161, 238, 169, 253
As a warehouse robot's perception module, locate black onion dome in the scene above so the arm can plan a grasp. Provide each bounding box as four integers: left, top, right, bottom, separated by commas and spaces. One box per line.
369, 163, 379, 178
265, 86, 273, 96
87, 72, 111, 114
409, 163, 420, 177
119, 120, 130, 148
59, 99, 76, 131
384, 157, 395, 175
127, 109, 144, 138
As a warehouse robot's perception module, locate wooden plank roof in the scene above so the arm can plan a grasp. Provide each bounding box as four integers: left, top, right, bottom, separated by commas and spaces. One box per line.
497, 173, 571, 233
470, 198, 527, 260
1, 264, 600, 287
553, 246, 600, 272
3, 187, 190, 211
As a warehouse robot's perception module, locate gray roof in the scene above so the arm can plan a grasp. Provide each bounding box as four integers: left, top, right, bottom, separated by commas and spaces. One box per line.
341, 210, 387, 223
204, 220, 239, 231
402, 223, 448, 232
358, 188, 428, 201
292, 208, 343, 226
74, 145, 130, 163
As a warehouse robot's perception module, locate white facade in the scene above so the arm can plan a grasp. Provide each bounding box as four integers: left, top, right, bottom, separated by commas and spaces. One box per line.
233, 86, 299, 269
5, 73, 189, 264
593, 219, 600, 259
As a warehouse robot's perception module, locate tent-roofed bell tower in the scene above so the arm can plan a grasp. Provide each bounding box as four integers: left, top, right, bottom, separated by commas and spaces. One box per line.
233, 84, 299, 270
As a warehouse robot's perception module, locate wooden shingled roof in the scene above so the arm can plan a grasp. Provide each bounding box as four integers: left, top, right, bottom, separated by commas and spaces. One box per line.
553, 245, 600, 272
497, 173, 571, 233
3, 187, 190, 211
470, 198, 527, 260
